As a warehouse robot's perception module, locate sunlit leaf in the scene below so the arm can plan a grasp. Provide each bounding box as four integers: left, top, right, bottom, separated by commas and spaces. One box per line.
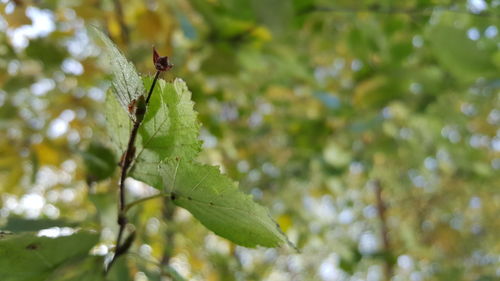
105, 89, 132, 159
134, 77, 201, 163
91, 26, 145, 118
105, 78, 201, 165
427, 24, 497, 79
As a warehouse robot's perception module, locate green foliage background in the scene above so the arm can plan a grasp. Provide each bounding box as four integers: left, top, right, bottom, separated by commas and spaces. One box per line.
0, 0, 499, 280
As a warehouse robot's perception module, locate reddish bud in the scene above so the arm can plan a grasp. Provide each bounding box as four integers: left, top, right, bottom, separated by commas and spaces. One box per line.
153, 47, 173, 72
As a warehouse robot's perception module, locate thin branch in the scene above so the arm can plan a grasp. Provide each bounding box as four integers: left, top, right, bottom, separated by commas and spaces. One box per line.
373, 179, 393, 281
146, 71, 161, 104
106, 71, 162, 273
160, 198, 176, 273
112, 0, 129, 44
125, 193, 168, 213
306, 4, 500, 19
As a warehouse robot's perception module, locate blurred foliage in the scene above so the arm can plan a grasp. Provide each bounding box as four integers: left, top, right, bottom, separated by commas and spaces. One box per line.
0, 230, 100, 281
0, 0, 499, 280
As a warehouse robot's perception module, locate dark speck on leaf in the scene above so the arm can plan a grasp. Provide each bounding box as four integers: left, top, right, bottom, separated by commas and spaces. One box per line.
170, 192, 176, 200
187, 196, 192, 200
209, 202, 214, 206
26, 243, 38, 250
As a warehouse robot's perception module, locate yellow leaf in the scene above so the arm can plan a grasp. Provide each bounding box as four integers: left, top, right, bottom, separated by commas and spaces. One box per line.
0, 164, 23, 193
251, 26, 272, 42
3, 7, 32, 28
33, 143, 61, 166
136, 10, 162, 41
353, 76, 387, 106
72, 0, 104, 20
107, 16, 122, 42
277, 214, 292, 232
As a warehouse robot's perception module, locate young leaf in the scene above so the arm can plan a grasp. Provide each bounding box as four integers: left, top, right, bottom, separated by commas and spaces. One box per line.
105, 90, 132, 158
105, 78, 201, 163
90, 26, 145, 118
135, 77, 201, 163
0, 230, 99, 281
131, 158, 291, 248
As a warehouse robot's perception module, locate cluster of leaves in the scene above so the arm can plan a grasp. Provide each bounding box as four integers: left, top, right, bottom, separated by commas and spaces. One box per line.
94, 26, 290, 249
1, 0, 499, 280
0, 26, 293, 280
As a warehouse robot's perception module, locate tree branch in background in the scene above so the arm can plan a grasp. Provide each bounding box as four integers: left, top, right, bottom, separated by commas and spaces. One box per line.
373, 179, 393, 281
304, 4, 500, 18
112, 0, 129, 44
160, 198, 176, 276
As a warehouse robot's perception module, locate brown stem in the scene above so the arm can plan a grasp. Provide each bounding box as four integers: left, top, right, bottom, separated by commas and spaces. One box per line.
374, 179, 393, 281
106, 71, 162, 273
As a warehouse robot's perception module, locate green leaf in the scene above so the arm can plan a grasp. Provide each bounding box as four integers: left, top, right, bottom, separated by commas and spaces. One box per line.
135, 77, 201, 163
427, 24, 497, 79
1, 217, 77, 232
105, 76, 290, 248
25, 38, 67, 70
0, 230, 99, 281
105, 77, 201, 163
132, 158, 291, 248
105, 89, 132, 159
81, 142, 117, 181
47, 256, 105, 281
106, 256, 132, 281
90, 26, 145, 117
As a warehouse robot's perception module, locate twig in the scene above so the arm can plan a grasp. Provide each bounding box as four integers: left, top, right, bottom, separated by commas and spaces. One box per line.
373, 179, 393, 281
305, 4, 500, 19
121, 193, 177, 275
106, 70, 161, 273
107, 47, 172, 273
124, 193, 167, 213
146, 71, 161, 104
112, 0, 129, 44
160, 198, 176, 274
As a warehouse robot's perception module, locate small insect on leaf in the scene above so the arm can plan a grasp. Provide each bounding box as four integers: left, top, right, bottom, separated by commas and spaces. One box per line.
128, 99, 137, 115
26, 243, 38, 250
